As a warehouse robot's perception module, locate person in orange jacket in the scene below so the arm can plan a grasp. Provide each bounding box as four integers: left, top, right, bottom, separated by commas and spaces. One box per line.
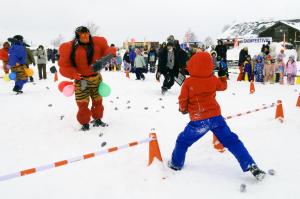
58, 26, 115, 131
0, 42, 10, 74
168, 52, 266, 181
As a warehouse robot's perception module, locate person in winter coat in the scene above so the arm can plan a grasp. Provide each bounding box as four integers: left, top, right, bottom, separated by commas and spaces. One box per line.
237, 47, 249, 81
148, 46, 157, 73
254, 56, 264, 83
25, 47, 36, 82
264, 55, 275, 84
142, 47, 149, 73
168, 52, 266, 181
285, 55, 297, 85
243, 55, 253, 81
58, 26, 116, 131
129, 47, 136, 72
217, 56, 229, 79
210, 51, 218, 72
157, 41, 179, 94
123, 49, 131, 72
275, 55, 285, 84
274, 55, 284, 83
8, 35, 28, 94
35, 45, 47, 79
134, 48, 146, 80
215, 40, 227, 60
174, 40, 188, 76
0, 42, 10, 74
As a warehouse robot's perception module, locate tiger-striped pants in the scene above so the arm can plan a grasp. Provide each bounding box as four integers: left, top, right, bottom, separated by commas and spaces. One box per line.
74, 74, 104, 125
11, 65, 28, 91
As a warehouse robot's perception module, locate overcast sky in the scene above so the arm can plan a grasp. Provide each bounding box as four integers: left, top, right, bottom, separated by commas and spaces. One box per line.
1, 0, 299, 48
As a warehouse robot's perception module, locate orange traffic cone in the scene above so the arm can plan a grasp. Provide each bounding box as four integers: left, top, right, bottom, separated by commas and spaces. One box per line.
213, 134, 225, 153
125, 71, 130, 78
148, 133, 163, 166
275, 100, 284, 123
250, 81, 255, 94
296, 93, 300, 108
54, 72, 58, 82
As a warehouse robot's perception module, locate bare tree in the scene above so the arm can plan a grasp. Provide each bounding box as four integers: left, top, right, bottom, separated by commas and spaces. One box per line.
86, 21, 100, 35
50, 34, 64, 48
204, 36, 214, 46
184, 29, 198, 43
222, 24, 231, 33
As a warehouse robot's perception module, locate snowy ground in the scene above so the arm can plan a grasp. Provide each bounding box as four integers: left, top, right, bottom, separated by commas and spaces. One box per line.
0, 66, 299, 199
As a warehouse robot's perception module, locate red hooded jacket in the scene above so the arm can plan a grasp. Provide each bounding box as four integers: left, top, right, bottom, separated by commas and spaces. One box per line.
58, 36, 115, 80
179, 52, 227, 121
0, 48, 9, 62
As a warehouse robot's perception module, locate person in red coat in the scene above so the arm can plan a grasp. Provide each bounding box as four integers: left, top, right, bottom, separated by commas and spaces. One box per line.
168, 52, 266, 181
58, 26, 115, 131
0, 42, 10, 74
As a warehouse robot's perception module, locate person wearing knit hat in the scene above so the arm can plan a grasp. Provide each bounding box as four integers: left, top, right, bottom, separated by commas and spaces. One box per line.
0, 42, 10, 74
264, 55, 275, 83
168, 52, 266, 181
134, 48, 146, 80
8, 35, 28, 94
285, 55, 297, 85
157, 40, 179, 94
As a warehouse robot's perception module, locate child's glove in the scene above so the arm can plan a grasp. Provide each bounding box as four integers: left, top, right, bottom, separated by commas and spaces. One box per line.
218, 68, 226, 77
179, 109, 188, 114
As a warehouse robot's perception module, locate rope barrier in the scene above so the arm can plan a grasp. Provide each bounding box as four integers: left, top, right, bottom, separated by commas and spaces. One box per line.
0, 137, 154, 182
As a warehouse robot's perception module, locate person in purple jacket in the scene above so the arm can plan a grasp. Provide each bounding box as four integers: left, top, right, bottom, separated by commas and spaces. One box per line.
129, 47, 136, 72
8, 35, 28, 94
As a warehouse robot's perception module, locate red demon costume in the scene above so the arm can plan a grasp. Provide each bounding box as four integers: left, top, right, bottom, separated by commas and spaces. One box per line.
58, 26, 115, 130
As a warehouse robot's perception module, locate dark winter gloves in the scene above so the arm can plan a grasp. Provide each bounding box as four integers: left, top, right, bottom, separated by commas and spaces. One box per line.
92, 54, 114, 72
179, 108, 188, 115
218, 68, 227, 77
50, 66, 57, 74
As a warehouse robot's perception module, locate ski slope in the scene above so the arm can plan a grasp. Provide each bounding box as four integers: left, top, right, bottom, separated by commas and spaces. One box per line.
0, 67, 299, 199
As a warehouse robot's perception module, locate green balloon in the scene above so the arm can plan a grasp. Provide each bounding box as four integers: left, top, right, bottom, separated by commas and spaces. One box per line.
98, 82, 111, 97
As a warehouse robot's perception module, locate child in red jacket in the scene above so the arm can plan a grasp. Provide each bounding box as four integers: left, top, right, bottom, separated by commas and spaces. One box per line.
168, 52, 266, 181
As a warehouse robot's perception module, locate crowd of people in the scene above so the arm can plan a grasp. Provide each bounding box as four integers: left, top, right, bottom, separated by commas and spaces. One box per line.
236, 42, 298, 85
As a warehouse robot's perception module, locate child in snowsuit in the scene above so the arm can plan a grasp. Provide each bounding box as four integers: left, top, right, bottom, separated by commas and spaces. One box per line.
243, 55, 252, 81
254, 56, 264, 83
134, 49, 146, 80
0, 42, 10, 74
168, 52, 266, 181
264, 55, 274, 84
275, 55, 285, 84
285, 55, 297, 85
8, 35, 28, 94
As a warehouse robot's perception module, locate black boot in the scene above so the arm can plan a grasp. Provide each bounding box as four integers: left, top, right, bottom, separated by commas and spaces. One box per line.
248, 164, 266, 181
13, 86, 23, 94
92, 119, 108, 127
80, 123, 90, 131
167, 160, 181, 171
161, 87, 167, 95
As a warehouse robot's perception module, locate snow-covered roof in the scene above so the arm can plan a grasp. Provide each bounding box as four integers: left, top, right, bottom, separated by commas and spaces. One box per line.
280, 19, 300, 31
220, 19, 300, 39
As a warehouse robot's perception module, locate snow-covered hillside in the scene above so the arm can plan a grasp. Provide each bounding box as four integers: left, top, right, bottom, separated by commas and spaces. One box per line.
0, 67, 299, 199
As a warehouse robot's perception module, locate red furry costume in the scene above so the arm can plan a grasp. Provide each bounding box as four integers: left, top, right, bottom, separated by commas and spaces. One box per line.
59, 32, 115, 127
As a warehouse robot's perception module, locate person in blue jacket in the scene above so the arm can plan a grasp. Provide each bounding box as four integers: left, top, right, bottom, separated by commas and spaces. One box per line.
254, 55, 264, 83
8, 35, 28, 94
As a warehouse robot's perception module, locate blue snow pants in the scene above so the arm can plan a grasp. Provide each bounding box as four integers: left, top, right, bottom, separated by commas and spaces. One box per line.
171, 115, 255, 172
15, 79, 27, 90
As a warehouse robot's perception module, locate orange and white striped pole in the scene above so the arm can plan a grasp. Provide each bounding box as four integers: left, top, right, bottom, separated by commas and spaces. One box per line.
213, 102, 280, 152
0, 135, 158, 182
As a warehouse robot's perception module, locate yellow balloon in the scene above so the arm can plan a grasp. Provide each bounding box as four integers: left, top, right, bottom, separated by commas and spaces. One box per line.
25, 68, 34, 77
3, 74, 10, 82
